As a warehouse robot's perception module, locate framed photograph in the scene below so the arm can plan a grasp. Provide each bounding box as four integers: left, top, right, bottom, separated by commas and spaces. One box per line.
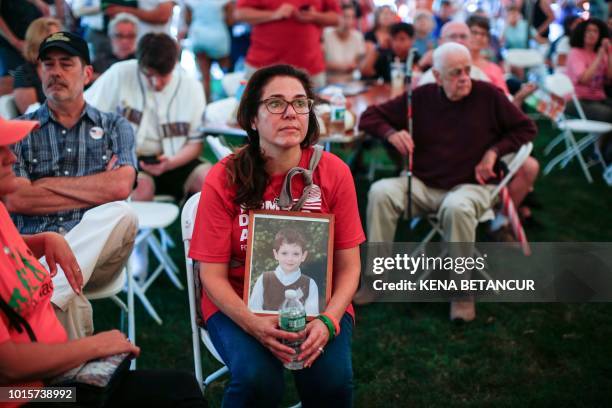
243, 210, 335, 318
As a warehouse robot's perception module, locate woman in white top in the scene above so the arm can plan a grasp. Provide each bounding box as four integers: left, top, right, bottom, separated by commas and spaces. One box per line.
181, 0, 233, 100
323, 3, 366, 83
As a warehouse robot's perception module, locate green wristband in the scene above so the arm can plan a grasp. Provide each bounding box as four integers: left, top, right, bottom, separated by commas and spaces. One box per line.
316, 314, 336, 341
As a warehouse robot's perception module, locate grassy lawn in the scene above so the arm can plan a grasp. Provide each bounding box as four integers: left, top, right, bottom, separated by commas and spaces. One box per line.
94, 116, 612, 407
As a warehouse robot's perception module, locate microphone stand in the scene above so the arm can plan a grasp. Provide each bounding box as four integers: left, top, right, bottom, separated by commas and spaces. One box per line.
403, 48, 417, 221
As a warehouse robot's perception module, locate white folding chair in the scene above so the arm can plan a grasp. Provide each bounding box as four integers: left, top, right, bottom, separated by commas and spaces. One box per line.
0, 94, 18, 119
181, 194, 303, 407
206, 135, 233, 160
85, 267, 135, 340
204, 97, 239, 126
542, 73, 612, 183
221, 71, 245, 97
85, 266, 137, 368
411, 143, 534, 278
128, 201, 183, 325
181, 192, 229, 393
504, 48, 545, 69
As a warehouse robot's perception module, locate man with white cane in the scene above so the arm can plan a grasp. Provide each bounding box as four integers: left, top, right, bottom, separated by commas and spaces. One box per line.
359, 43, 536, 321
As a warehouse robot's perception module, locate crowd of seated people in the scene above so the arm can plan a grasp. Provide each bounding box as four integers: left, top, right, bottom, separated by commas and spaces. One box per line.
1, 1, 610, 405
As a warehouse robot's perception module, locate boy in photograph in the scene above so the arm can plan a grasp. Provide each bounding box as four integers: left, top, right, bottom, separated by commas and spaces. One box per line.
249, 228, 320, 314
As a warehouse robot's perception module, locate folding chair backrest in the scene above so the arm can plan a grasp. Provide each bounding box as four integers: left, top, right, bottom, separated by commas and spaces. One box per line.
181, 192, 226, 389
0, 94, 18, 119
491, 142, 534, 198
544, 73, 587, 120
221, 71, 245, 97
206, 135, 233, 160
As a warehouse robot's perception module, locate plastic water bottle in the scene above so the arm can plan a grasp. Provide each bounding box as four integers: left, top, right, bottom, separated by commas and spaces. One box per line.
279, 289, 306, 370
235, 79, 247, 101
390, 57, 405, 96
328, 87, 346, 138
210, 62, 225, 101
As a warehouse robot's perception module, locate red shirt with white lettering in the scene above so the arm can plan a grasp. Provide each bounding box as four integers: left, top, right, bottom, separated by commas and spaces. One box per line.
0, 202, 68, 406
189, 147, 365, 321
236, 0, 340, 75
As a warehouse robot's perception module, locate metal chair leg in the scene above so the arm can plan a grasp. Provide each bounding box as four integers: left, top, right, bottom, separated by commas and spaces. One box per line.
544, 130, 594, 182
131, 276, 163, 325
148, 234, 184, 290
543, 132, 566, 156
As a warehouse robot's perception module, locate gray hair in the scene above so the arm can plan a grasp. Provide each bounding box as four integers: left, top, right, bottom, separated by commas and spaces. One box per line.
108, 12, 139, 37
414, 9, 434, 23
432, 42, 470, 72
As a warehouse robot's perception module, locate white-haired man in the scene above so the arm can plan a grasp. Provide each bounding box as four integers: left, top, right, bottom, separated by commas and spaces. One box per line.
92, 12, 138, 76
418, 21, 540, 237
359, 43, 537, 321
417, 21, 489, 84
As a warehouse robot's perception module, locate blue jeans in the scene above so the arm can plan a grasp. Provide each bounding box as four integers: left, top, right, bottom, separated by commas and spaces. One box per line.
207, 312, 354, 408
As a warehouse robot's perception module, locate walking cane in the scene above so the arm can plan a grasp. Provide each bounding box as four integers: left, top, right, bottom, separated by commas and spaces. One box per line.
403, 48, 417, 221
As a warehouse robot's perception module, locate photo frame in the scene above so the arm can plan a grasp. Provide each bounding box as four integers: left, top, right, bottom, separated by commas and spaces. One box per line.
243, 210, 334, 318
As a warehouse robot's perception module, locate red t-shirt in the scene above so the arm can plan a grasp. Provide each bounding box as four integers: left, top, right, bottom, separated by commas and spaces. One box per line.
236, 0, 340, 75
0, 202, 68, 405
189, 147, 365, 321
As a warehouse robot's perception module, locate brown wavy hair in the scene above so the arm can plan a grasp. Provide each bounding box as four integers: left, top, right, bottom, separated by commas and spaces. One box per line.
570, 18, 610, 51
228, 64, 320, 209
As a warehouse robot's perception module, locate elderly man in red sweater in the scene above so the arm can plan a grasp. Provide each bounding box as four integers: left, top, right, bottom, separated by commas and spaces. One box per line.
359, 42, 537, 321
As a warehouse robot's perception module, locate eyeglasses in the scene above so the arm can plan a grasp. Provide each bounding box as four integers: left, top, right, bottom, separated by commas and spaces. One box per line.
445, 33, 469, 41
259, 97, 314, 114
113, 33, 137, 40
470, 28, 489, 38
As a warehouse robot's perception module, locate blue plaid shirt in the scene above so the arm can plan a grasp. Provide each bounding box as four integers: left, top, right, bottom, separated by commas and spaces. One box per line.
11, 102, 137, 234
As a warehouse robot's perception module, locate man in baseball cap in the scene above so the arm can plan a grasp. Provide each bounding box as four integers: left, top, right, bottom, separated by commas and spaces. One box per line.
38, 31, 91, 65
5, 30, 139, 340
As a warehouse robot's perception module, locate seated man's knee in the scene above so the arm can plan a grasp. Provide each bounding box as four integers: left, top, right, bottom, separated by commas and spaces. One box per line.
118, 203, 138, 238
106, 201, 137, 222
440, 196, 475, 221
98, 201, 139, 243
520, 157, 540, 181
368, 179, 394, 205
184, 163, 211, 194
131, 174, 155, 201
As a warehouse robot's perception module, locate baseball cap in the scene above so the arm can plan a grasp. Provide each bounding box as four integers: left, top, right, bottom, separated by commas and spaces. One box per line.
38, 31, 91, 65
0, 117, 39, 146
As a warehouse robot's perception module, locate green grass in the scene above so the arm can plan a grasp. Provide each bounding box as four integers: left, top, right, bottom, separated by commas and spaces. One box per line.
94, 117, 612, 407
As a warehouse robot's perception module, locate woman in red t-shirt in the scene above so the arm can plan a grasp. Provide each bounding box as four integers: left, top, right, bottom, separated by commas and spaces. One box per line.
189, 64, 365, 406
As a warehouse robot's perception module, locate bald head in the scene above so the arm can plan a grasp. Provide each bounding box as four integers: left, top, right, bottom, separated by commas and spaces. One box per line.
439, 21, 471, 46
